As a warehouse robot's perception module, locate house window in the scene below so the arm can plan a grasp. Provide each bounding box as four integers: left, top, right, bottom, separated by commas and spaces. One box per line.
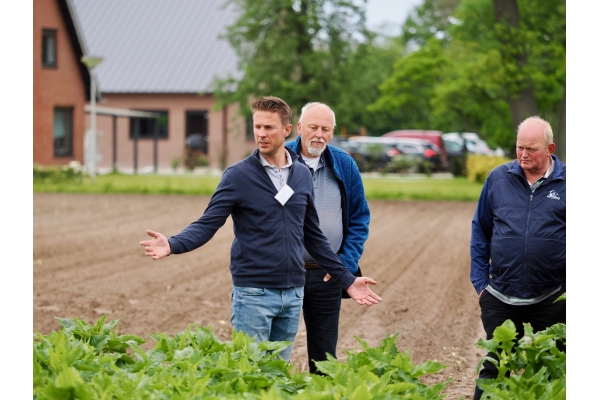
42, 29, 57, 68
54, 107, 73, 157
129, 110, 169, 139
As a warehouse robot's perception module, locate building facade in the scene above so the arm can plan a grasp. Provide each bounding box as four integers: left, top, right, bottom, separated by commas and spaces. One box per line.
33, 0, 93, 167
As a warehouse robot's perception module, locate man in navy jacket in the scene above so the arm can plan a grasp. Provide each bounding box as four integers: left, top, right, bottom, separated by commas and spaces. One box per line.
470, 116, 566, 399
140, 96, 381, 362
285, 102, 370, 374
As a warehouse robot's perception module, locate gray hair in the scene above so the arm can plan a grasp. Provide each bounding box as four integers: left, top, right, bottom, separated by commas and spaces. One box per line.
299, 102, 336, 127
517, 116, 553, 145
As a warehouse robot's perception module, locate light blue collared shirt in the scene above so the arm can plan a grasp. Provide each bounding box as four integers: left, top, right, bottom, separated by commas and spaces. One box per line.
258, 150, 292, 191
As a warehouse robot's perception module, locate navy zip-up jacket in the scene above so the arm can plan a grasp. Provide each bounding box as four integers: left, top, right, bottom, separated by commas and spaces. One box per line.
286, 136, 370, 274
168, 148, 356, 290
470, 155, 566, 298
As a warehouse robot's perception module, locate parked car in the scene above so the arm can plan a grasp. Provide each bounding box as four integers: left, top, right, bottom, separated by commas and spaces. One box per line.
443, 132, 491, 155
327, 135, 353, 154
345, 137, 401, 171
347, 136, 444, 173
383, 137, 445, 172
381, 130, 448, 170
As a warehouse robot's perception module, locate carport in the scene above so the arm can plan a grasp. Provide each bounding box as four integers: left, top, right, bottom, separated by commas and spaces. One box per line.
84, 105, 161, 174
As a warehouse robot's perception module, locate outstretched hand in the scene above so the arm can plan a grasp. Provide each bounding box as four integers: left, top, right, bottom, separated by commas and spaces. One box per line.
346, 277, 382, 305
140, 230, 171, 260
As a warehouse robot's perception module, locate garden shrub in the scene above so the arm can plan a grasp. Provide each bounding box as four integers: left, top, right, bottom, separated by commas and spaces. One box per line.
384, 155, 418, 174
466, 154, 511, 184
34, 315, 452, 399
475, 293, 566, 399
183, 148, 209, 171
33, 162, 87, 184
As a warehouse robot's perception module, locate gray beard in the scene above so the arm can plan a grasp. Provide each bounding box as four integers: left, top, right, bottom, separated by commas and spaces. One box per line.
307, 142, 326, 157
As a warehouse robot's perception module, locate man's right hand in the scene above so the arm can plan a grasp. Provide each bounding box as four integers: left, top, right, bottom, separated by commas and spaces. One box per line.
346, 277, 382, 305
140, 230, 171, 260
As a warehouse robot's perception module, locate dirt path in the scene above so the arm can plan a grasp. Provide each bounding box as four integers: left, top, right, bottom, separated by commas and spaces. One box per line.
33, 193, 485, 399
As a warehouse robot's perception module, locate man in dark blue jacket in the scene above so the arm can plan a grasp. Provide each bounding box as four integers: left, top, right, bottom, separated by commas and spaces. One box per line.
285, 102, 370, 374
140, 96, 381, 362
470, 116, 566, 399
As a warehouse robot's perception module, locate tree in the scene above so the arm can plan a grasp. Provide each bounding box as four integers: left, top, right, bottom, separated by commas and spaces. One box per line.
368, 0, 565, 156
213, 0, 369, 126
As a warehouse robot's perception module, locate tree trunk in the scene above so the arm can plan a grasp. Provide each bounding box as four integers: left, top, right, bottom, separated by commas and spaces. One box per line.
555, 89, 566, 161
492, 0, 538, 133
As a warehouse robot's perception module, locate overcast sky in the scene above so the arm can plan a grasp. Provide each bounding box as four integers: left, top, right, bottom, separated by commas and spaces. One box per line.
364, 0, 423, 35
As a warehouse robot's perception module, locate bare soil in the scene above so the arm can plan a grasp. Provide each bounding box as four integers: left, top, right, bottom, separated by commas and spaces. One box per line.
33, 193, 486, 399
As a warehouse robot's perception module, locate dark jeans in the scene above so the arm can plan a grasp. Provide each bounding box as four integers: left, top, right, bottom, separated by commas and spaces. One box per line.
303, 268, 343, 374
473, 289, 566, 400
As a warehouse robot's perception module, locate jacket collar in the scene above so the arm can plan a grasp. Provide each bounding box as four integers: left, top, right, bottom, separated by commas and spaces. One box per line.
252, 147, 300, 165
509, 154, 564, 181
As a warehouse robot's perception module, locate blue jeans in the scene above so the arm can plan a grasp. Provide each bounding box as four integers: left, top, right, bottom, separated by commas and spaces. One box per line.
303, 268, 343, 374
230, 285, 304, 361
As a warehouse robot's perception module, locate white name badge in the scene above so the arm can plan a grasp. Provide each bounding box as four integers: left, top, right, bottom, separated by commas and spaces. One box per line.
275, 184, 294, 206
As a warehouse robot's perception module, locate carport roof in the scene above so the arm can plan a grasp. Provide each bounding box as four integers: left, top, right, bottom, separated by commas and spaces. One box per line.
70, 0, 241, 94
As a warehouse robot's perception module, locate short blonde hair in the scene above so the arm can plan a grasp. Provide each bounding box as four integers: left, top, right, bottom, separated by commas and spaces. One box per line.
517, 116, 553, 145
251, 96, 292, 126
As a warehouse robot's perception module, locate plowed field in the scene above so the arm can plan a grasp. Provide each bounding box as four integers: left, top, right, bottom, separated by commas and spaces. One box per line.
34, 193, 485, 399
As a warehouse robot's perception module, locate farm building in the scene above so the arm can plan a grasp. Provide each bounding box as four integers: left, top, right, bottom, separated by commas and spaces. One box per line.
33, 0, 99, 167
35, 0, 256, 173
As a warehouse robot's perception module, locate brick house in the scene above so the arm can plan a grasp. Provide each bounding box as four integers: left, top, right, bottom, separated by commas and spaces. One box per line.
33, 0, 98, 167
70, 0, 255, 173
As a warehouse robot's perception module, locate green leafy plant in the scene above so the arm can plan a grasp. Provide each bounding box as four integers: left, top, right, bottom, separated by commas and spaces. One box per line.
314, 333, 451, 399
171, 157, 181, 171
183, 148, 209, 171
384, 155, 418, 174
466, 154, 511, 183
34, 315, 453, 399
475, 295, 566, 399
33, 161, 87, 184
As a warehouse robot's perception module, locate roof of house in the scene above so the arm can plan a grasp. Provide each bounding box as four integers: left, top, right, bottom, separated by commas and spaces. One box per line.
70, 0, 241, 94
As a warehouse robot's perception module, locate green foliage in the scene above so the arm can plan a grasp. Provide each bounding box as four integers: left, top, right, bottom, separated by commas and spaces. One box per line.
314, 333, 450, 399
475, 302, 566, 399
466, 154, 512, 184
33, 162, 88, 185
449, 154, 466, 177
213, 0, 410, 135
214, 0, 368, 116
34, 315, 452, 399
383, 155, 418, 174
171, 157, 181, 171
368, 38, 448, 129
183, 148, 209, 171
368, 0, 565, 152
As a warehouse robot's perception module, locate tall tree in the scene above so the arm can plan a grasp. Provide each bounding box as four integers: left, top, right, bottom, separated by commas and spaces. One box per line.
213, 0, 369, 124
369, 0, 565, 155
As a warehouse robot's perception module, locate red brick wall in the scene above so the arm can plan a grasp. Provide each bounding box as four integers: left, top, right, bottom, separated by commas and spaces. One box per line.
33, 0, 87, 166
90, 94, 254, 172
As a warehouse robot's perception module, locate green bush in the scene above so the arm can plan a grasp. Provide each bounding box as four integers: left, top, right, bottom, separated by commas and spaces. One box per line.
449, 155, 467, 177
183, 148, 209, 171
171, 157, 181, 171
34, 315, 452, 399
475, 294, 566, 399
33, 162, 87, 184
466, 154, 512, 184
383, 155, 418, 174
